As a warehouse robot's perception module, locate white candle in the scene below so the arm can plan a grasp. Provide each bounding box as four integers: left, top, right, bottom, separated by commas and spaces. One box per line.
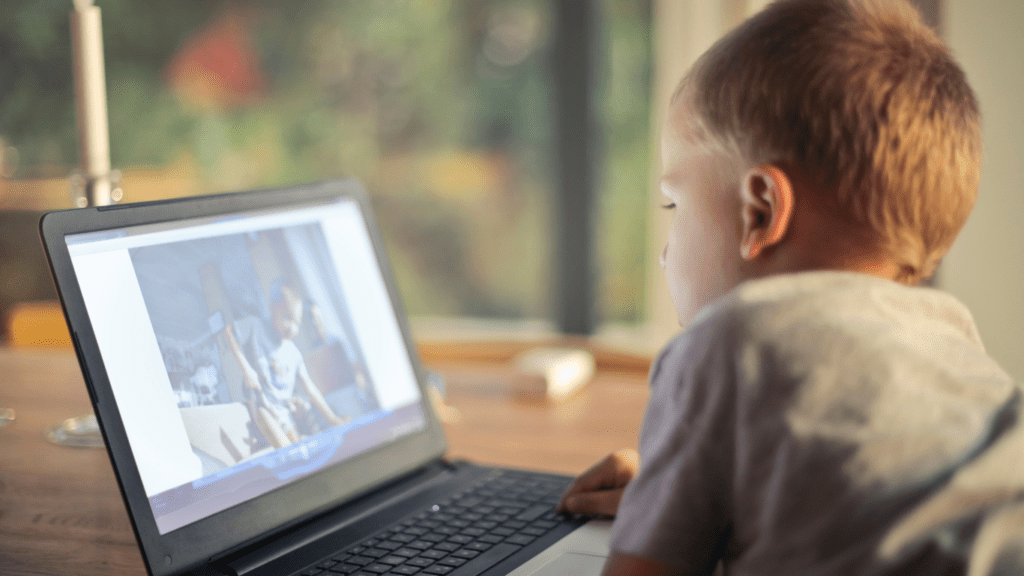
71, 0, 112, 206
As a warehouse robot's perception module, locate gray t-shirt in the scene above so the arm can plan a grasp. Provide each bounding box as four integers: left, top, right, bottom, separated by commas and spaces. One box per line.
611, 271, 1020, 575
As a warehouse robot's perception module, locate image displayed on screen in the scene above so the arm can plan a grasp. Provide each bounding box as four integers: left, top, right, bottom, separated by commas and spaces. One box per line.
67, 200, 428, 534
128, 224, 381, 473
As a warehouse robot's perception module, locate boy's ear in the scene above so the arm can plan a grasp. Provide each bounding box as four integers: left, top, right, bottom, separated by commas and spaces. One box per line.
739, 164, 795, 260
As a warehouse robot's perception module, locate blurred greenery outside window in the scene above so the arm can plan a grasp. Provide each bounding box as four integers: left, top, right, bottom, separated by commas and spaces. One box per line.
0, 0, 651, 331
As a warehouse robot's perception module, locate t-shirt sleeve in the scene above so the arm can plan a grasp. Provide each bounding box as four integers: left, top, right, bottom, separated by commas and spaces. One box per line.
609, 328, 736, 573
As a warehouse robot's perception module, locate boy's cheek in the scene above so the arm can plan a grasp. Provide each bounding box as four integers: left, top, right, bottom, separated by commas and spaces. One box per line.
666, 233, 744, 326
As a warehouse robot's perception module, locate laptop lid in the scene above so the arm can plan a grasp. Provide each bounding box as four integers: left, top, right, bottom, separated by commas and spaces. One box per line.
40, 179, 448, 576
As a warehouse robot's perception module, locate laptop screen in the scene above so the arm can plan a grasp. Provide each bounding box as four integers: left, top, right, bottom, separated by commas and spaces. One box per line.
65, 197, 427, 534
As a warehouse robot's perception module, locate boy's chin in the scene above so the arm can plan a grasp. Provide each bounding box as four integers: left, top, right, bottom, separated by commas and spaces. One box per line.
673, 305, 699, 330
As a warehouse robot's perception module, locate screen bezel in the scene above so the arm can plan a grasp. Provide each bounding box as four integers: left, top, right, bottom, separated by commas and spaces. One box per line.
40, 179, 448, 576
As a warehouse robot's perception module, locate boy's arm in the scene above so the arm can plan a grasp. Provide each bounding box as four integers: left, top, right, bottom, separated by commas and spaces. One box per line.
224, 322, 262, 393
296, 362, 346, 426
567, 330, 732, 575
559, 452, 713, 576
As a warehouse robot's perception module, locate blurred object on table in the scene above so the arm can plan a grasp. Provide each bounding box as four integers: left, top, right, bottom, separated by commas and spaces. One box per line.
5, 301, 71, 348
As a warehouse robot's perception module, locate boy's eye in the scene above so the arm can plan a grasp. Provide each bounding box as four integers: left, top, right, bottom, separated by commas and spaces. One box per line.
661, 203, 676, 210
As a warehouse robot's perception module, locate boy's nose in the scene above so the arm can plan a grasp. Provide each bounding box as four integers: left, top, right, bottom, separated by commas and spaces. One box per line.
660, 244, 668, 269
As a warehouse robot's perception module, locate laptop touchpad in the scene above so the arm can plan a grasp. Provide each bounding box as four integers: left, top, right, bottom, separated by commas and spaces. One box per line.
528, 552, 607, 576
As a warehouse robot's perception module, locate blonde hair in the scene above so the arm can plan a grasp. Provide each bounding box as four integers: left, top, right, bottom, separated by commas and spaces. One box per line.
676, 0, 981, 284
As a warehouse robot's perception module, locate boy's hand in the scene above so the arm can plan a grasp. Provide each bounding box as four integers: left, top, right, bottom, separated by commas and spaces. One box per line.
557, 449, 639, 518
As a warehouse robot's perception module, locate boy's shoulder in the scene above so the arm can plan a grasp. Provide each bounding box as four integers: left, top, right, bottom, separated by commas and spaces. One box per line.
656, 270, 1005, 402
682, 270, 981, 348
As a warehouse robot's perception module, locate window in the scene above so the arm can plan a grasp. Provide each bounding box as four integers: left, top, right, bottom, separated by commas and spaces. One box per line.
0, 0, 651, 335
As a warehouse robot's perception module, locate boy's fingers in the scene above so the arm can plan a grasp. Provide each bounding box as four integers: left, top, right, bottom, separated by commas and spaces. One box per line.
572, 450, 637, 493
566, 462, 615, 494
557, 469, 607, 511
560, 488, 626, 518
557, 449, 640, 513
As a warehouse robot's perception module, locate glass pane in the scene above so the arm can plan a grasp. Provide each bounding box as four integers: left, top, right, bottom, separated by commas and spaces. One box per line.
1, 0, 555, 322
596, 0, 652, 325
1, 0, 653, 328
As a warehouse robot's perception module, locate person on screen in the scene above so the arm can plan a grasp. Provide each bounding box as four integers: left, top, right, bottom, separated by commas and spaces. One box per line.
224, 279, 347, 449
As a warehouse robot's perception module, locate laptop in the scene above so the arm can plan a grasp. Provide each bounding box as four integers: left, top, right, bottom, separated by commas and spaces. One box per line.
40, 179, 611, 576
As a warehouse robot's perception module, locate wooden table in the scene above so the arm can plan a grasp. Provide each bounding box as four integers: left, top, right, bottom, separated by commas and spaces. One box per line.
0, 345, 650, 576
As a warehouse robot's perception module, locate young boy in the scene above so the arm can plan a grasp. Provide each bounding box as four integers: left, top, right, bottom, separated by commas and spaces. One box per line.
558, 0, 1023, 574
225, 279, 346, 448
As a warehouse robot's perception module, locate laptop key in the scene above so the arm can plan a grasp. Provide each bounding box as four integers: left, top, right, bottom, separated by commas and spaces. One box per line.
439, 558, 467, 567
328, 564, 360, 575
361, 564, 390, 574
452, 550, 479, 559
390, 566, 422, 575
441, 543, 521, 576
363, 548, 389, 558
515, 504, 550, 522
394, 548, 420, 558
423, 567, 453, 575
421, 549, 448, 559
407, 557, 436, 567
505, 535, 535, 546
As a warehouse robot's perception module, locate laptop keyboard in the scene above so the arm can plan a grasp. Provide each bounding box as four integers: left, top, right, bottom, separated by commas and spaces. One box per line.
295, 469, 575, 576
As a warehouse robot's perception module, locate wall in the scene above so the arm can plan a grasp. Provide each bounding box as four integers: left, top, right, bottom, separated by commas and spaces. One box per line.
643, 0, 746, 349
941, 0, 1024, 381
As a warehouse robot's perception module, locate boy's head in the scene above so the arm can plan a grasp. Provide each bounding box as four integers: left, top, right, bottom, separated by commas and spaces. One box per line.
270, 280, 304, 340
660, 0, 981, 326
